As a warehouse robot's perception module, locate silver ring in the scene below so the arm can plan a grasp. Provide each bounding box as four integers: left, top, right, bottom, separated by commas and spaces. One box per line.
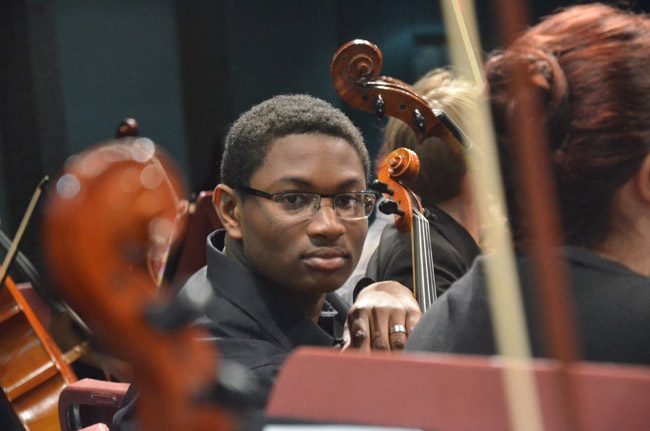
389, 324, 407, 335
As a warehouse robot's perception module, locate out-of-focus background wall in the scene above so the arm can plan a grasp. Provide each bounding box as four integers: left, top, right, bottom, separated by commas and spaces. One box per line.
1, 0, 648, 275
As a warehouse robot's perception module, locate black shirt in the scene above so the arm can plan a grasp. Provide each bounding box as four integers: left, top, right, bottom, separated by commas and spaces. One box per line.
112, 230, 349, 430
366, 205, 480, 296
179, 230, 348, 404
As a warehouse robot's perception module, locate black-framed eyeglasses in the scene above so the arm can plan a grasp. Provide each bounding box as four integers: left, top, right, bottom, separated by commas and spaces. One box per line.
236, 185, 377, 221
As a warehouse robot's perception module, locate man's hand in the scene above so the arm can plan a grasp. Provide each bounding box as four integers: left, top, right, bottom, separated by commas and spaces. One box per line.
344, 281, 421, 351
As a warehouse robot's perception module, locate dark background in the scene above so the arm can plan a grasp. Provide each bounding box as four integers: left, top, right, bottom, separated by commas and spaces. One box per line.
2, 1, 650, 429
2, 0, 650, 262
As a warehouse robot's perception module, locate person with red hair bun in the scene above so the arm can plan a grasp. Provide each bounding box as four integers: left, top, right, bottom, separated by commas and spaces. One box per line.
407, 3, 650, 364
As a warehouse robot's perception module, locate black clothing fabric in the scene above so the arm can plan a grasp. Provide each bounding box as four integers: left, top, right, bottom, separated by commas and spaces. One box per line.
112, 230, 348, 430
179, 230, 348, 403
366, 205, 480, 296
406, 247, 650, 365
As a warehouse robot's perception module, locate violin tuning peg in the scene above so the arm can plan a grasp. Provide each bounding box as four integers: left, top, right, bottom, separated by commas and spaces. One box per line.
378, 199, 404, 217
369, 180, 393, 195
374, 94, 385, 119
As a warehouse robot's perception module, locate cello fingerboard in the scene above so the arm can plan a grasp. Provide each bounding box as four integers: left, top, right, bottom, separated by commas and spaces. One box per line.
412, 209, 436, 312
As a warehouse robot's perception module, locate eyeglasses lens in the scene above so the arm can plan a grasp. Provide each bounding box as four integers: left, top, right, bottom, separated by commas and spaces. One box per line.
272, 192, 375, 221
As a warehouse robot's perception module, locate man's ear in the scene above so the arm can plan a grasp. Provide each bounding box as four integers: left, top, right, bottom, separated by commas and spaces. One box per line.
635, 154, 650, 205
213, 184, 243, 240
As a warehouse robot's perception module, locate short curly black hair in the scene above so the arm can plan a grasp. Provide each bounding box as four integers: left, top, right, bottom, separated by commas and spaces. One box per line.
220, 94, 370, 187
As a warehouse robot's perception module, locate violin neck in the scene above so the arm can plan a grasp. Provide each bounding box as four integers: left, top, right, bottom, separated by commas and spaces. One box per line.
411, 209, 436, 313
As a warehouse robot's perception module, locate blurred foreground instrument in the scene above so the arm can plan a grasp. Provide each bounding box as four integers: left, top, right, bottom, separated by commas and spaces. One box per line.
43, 139, 232, 430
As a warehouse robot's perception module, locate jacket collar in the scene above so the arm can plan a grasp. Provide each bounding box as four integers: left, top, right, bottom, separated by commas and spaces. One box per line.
206, 230, 347, 349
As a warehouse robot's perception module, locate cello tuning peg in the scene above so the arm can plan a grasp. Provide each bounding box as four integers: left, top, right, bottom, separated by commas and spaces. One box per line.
378, 199, 404, 217
374, 94, 385, 119
413, 109, 425, 133
369, 180, 393, 195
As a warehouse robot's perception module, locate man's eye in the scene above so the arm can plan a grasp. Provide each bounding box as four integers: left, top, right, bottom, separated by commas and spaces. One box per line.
335, 194, 360, 209
276, 193, 311, 209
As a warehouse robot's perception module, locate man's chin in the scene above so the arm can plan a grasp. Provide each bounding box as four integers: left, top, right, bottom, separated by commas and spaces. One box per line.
281, 271, 347, 295
307, 271, 352, 294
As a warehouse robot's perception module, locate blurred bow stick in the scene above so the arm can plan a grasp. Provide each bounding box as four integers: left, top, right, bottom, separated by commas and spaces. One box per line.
491, 0, 580, 364
440, 2, 544, 431
0, 176, 49, 288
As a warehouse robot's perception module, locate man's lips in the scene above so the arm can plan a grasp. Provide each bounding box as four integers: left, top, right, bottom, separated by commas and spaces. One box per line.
302, 249, 350, 272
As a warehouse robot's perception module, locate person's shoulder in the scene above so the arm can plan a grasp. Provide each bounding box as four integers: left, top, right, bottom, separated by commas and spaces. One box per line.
426, 206, 480, 264
176, 264, 256, 336
406, 257, 494, 354
183, 265, 209, 286
443, 256, 488, 301
565, 246, 650, 282
176, 266, 211, 303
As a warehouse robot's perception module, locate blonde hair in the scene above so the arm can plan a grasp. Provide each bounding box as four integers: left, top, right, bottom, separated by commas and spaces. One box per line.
378, 68, 479, 204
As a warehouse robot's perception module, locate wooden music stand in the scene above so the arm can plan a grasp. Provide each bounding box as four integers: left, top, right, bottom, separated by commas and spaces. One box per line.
58, 378, 129, 431
266, 347, 650, 431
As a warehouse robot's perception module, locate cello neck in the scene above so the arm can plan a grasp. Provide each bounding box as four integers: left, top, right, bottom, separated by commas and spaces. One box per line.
332, 41, 445, 310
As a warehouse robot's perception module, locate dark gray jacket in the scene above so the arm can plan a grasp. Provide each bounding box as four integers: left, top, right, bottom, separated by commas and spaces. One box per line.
407, 247, 650, 365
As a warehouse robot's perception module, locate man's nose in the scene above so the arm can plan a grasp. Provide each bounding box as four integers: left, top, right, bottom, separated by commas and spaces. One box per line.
306, 198, 346, 240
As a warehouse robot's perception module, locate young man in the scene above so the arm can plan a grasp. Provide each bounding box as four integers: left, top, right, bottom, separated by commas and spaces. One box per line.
179, 94, 420, 404
112, 95, 420, 428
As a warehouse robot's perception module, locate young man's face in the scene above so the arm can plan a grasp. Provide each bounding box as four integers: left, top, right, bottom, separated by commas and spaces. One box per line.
238, 133, 368, 301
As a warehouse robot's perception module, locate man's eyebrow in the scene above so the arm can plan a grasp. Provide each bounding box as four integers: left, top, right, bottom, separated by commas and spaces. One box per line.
271, 177, 365, 189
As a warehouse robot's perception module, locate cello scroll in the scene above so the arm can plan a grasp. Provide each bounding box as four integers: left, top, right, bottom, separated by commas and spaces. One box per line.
374, 147, 420, 233
331, 39, 467, 147
332, 39, 449, 312
373, 147, 436, 312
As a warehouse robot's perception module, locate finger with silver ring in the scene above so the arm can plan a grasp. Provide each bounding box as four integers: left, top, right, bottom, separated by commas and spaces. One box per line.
388, 322, 408, 350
